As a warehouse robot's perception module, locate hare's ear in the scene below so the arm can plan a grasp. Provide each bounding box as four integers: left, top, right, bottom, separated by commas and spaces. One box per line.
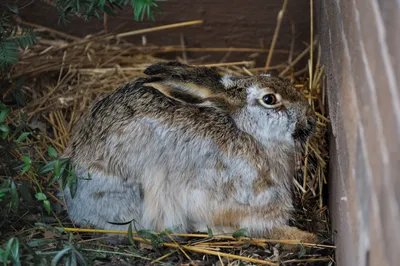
143, 78, 241, 112
142, 79, 205, 104
144, 61, 221, 81
144, 61, 190, 77
143, 78, 217, 104
143, 61, 229, 104
144, 61, 226, 93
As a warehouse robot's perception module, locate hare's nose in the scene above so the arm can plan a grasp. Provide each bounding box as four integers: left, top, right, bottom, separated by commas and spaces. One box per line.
307, 115, 316, 130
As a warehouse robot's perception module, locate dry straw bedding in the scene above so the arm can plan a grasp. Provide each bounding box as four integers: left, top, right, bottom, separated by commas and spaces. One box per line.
2, 7, 334, 266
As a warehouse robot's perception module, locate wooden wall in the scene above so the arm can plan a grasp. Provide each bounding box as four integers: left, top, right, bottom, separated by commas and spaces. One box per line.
16, 0, 310, 67
316, 1, 400, 265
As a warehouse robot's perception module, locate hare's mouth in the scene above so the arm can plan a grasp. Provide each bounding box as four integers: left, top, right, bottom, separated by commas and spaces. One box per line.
292, 117, 316, 143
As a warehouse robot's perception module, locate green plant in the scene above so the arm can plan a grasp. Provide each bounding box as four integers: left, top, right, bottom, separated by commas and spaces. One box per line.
0, 103, 11, 139
0, 0, 165, 71
1, 100, 76, 218
50, 232, 88, 266
14, 145, 80, 215
0, 179, 19, 211
0, 5, 36, 71
0, 238, 21, 266
54, 0, 165, 23
39, 146, 80, 199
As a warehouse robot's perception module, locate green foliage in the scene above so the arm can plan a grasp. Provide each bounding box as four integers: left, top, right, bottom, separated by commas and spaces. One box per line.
207, 225, 213, 237
14, 132, 30, 143
0, 5, 37, 71
0, 238, 21, 266
51, 244, 88, 266
39, 151, 80, 199
297, 243, 306, 258
137, 229, 165, 248
232, 228, 248, 239
53, 0, 164, 23
0, 0, 165, 71
0, 179, 19, 211
35, 193, 51, 215
0, 103, 10, 139
0, 226, 90, 265
1, 91, 77, 218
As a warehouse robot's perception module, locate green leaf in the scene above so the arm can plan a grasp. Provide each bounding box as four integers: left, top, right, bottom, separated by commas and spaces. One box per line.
22, 156, 31, 165
0, 248, 7, 263
137, 229, 164, 248
6, 5, 19, 15
72, 248, 88, 266
48, 146, 58, 158
297, 244, 306, 258
0, 108, 9, 123
39, 158, 70, 175
51, 246, 72, 266
5, 238, 21, 266
0, 124, 9, 133
35, 192, 47, 201
54, 160, 61, 177
10, 181, 18, 210
69, 251, 77, 266
27, 238, 54, 247
14, 132, 30, 143
43, 200, 51, 215
232, 228, 248, 239
9, 238, 20, 265
207, 226, 213, 238
39, 161, 56, 175
67, 171, 78, 198
12, 28, 37, 48
2, 131, 8, 139
0, 40, 19, 71
159, 228, 173, 236
127, 223, 136, 246
21, 164, 31, 175
13, 77, 26, 106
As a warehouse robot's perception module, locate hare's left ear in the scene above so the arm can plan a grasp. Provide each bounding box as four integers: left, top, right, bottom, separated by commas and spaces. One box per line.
143, 61, 228, 103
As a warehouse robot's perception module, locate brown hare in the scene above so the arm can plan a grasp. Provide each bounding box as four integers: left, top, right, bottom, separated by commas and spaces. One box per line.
60, 61, 317, 243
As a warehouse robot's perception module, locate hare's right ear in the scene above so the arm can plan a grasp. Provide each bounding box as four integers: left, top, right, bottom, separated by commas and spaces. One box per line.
144, 61, 221, 83
144, 61, 191, 77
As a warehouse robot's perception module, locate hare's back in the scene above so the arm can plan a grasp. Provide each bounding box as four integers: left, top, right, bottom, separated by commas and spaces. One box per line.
65, 78, 241, 171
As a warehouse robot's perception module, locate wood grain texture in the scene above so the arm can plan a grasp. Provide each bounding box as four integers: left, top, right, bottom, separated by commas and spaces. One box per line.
16, 0, 310, 67
317, 0, 400, 265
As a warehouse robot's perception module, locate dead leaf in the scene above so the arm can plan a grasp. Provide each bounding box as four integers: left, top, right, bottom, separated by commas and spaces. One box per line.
43, 230, 56, 239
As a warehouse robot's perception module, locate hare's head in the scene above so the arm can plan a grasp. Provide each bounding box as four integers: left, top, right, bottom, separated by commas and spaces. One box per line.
219, 74, 316, 146
143, 62, 316, 147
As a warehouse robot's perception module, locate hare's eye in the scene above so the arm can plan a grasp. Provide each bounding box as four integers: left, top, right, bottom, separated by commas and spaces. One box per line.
262, 94, 277, 105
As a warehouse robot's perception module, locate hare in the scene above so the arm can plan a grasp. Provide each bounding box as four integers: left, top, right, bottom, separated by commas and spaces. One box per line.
60, 61, 317, 243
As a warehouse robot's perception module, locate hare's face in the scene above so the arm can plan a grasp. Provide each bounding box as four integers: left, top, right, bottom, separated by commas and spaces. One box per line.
221, 75, 316, 146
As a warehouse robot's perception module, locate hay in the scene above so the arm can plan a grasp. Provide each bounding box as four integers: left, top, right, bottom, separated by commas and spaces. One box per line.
2, 3, 334, 265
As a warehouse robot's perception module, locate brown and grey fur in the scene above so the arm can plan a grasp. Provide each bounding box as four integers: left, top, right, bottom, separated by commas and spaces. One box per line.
61, 61, 317, 243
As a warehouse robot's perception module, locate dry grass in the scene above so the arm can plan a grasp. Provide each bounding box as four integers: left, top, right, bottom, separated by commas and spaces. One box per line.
1, 1, 334, 264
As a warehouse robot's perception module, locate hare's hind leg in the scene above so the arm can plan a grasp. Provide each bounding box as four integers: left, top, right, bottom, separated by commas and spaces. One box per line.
203, 204, 317, 245
61, 172, 143, 231
266, 225, 317, 243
